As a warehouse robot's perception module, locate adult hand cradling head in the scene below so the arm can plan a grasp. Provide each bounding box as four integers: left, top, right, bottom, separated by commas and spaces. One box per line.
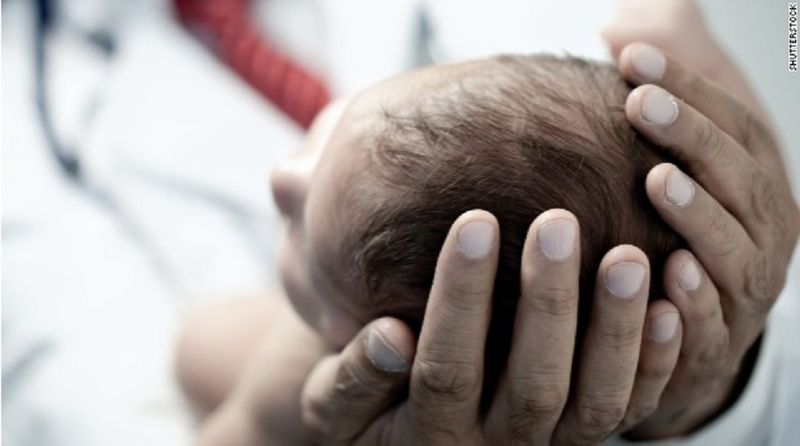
296, 42, 799, 445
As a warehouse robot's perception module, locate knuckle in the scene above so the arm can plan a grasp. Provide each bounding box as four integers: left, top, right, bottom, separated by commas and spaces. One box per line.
689, 329, 730, 372
738, 107, 771, 150
507, 392, 563, 440
700, 209, 739, 258
575, 398, 627, 437
443, 282, 492, 314
696, 119, 725, 162
622, 403, 659, 429
527, 285, 579, 318
413, 357, 481, 404
595, 323, 642, 351
508, 379, 568, 421
742, 253, 773, 314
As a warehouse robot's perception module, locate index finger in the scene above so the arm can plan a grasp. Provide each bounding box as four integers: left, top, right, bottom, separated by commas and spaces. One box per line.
408, 210, 499, 433
618, 42, 780, 169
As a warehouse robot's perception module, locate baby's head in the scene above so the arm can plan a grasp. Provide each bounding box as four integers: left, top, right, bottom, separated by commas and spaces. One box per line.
271, 54, 682, 370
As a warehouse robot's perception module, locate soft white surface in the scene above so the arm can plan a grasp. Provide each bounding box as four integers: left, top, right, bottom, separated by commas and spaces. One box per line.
2, 0, 798, 445
3, 1, 299, 444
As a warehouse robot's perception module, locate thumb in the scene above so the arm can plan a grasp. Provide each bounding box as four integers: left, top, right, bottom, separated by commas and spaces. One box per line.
301, 317, 415, 443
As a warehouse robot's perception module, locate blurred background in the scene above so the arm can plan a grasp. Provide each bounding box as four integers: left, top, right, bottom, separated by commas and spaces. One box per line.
2, 0, 798, 445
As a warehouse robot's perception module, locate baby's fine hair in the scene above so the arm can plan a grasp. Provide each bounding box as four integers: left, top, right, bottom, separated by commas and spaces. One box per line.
344, 54, 683, 404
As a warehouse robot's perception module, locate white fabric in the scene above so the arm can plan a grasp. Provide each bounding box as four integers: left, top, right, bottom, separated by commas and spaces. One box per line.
2, 0, 798, 445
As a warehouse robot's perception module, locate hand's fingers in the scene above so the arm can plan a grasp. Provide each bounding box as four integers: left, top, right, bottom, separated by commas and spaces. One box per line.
627, 250, 732, 437
553, 245, 650, 444
645, 163, 771, 320
485, 209, 580, 444
301, 317, 415, 443
662, 250, 733, 364
625, 84, 776, 245
408, 210, 499, 433
618, 42, 778, 164
618, 300, 682, 432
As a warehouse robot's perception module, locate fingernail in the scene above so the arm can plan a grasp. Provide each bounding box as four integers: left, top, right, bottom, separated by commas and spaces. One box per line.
538, 218, 577, 261
631, 44, 666, 82
606, 262, 646, 298
641, 88, 679, 126
679, 258, 701, 291
665, 169, 695, 207
456, 220, 495, 259
366, 328, 409, 373
649, 312, 680, 343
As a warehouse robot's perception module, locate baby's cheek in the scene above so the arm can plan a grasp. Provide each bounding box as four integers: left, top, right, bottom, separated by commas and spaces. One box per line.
278, 239, 321, 328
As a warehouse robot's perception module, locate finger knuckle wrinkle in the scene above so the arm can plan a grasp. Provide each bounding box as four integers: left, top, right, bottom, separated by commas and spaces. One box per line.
444, 283, 492, 314
507, 393, 560, 442
529, 286, 578, 317
701, 211, 738, 258
691, 332, 729, 367
414, 358, 480, 403
597, 323, 641, 351
743, 254, 772, 313
623, 403, 658, 427
739, 108, 768, 149
576, 400, 626, 435
508, 381, 567, 419
696, 120, 726, 165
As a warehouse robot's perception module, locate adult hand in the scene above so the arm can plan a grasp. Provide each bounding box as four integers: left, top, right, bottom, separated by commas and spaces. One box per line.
301, 209, 686, 444
615, 42, 800, 437
299, 37, 800, 446
602, 0, 766, 119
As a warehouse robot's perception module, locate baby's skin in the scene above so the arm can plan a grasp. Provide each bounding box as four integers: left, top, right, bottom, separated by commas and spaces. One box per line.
176, 2, 797, 444
178, 94, 371, 443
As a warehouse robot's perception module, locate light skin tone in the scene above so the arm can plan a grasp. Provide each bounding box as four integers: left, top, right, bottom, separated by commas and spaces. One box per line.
180, 53, 797, 445
178, 5, 800, 444
185, 76, 682, 444
299, 24, 800, 446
